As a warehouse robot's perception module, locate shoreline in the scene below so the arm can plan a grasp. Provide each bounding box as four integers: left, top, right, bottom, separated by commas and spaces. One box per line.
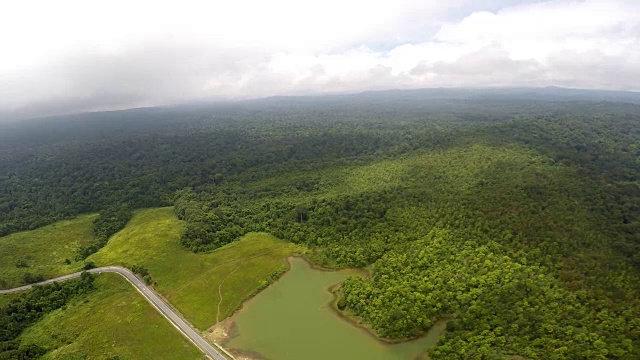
215, 254, 449, 353
295, 253, 372, 278
327, 281, 452, 345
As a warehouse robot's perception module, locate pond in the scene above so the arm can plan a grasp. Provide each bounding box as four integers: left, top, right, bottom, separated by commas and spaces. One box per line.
226, 257, 444, 360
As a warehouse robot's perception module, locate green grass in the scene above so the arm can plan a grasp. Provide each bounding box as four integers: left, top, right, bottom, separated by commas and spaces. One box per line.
1, 208, 299, 358
0, 291, 20, 308
18, 272, 204, 360
0, 214, 96, 288
89, 207, 302, 330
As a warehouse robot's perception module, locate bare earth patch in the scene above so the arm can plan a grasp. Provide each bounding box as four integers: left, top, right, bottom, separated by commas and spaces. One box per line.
204, 318, 233, 344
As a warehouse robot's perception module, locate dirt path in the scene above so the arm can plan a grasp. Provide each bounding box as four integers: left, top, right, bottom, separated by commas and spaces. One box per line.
217, 268, 239, 324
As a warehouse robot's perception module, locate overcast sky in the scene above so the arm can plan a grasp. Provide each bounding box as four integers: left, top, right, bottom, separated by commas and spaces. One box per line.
1, 0, 639, 120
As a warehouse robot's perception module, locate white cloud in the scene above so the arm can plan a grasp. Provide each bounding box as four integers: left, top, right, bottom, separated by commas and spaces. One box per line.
1, 0, 639, 119
434, 0, 640, 62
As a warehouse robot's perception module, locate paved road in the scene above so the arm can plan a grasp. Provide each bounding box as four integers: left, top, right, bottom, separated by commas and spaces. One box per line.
0, 267, 233, 360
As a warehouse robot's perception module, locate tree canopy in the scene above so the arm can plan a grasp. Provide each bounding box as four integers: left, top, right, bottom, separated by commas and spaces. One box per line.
1, 97, 639, 358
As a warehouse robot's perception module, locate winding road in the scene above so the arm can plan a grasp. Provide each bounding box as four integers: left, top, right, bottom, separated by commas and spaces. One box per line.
0, 267, 234, 360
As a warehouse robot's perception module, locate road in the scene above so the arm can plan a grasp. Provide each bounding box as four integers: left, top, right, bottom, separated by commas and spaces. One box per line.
0, 267, 234, 360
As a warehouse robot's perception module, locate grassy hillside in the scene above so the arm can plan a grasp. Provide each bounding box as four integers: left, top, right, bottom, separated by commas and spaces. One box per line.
17, 273, 204, 360
88, 207, 302, 330
0, 207, 301, 334
0, 214, 96, 289
1, 208, 300, 358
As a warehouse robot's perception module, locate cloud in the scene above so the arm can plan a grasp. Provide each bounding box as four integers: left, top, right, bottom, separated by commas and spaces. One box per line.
410, 45, 545, 87
1, 0, 639, 120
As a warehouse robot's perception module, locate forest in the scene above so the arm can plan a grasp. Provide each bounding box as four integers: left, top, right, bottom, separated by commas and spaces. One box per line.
1, 91, 639, 359
76, 204, 132, 260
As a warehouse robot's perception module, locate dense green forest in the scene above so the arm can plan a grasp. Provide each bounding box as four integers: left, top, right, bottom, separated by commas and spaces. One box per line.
1, 91, 640, 359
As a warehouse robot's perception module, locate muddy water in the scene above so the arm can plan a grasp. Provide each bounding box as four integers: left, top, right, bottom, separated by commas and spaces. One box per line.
227, 257, 445, 360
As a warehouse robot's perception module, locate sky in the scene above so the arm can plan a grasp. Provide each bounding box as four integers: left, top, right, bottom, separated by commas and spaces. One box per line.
1, 0, 639, 120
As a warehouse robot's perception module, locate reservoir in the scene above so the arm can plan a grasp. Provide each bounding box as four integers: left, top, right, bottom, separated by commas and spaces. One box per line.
227, 257, 444, 360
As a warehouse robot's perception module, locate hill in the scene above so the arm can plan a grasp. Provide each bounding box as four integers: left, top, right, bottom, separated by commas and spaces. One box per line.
17, 273, 204, 360
1, 90, 639, 358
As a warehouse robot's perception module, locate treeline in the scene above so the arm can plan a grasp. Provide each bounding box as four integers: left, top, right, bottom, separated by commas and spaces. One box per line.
76, 204, 132, 260
131, 265, 154, 285
1, 99, 640, 358
0, 273, 95, 359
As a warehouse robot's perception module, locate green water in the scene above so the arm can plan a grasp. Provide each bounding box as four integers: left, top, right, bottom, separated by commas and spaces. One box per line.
227, 257, 444, 360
